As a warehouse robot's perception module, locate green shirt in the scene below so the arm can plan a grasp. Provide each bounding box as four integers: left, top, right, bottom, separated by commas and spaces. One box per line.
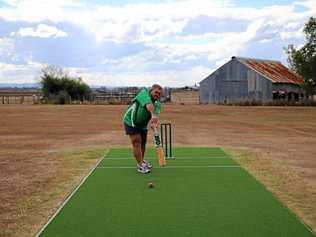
123, 88, 161, 129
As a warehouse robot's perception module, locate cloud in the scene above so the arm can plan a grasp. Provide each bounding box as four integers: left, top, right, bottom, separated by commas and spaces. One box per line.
13, 24, 68, 38
182, 16, 249, 35
0, 1, 314, 45
0, 0, 85, 22
75, 65, 210, 87
0, 0, 315, 86
0, 61, 42, 83
0, 37, 15, 55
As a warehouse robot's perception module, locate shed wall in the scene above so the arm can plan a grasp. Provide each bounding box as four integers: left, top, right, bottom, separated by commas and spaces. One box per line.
200, 59, 277, 104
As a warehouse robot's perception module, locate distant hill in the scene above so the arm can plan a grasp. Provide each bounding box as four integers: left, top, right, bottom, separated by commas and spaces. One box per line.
0, 83, 41, 88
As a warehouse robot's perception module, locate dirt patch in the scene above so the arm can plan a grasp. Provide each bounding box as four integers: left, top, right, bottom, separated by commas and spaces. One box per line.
0, 104, 315, 236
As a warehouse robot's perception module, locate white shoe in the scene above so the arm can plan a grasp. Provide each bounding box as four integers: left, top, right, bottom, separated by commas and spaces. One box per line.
143, 160, 152, 168
137, 163, 151, 174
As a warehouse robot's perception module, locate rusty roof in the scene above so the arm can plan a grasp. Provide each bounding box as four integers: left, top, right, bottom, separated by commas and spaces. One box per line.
235, 57, 304, 84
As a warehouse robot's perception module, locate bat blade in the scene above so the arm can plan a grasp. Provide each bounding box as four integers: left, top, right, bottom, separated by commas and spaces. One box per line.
153, 130, 166, 167
156, 146, 166, 167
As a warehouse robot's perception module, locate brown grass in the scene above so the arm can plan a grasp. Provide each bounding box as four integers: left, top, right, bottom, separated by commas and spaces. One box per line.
0, 104, 315, 236
226, 148, 316, 234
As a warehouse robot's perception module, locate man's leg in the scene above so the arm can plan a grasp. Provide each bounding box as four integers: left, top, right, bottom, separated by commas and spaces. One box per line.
140, 130, 153, 168
140, 130, 147, 160
141, 142, 146, 161
129, 133, 143, 166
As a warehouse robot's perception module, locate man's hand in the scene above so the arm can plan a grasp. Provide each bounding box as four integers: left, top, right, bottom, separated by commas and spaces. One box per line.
150, 116, 159, 130
146, 103, 154, 113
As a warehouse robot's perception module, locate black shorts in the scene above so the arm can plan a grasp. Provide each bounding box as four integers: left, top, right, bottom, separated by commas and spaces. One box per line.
124, 123, 148, 143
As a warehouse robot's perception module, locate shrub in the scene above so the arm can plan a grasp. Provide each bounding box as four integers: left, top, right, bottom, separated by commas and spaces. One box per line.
40, 65, 91, 104
55, 90, 71, 104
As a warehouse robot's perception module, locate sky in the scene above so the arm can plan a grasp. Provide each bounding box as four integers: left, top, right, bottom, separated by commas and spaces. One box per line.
0, 0, 315, 87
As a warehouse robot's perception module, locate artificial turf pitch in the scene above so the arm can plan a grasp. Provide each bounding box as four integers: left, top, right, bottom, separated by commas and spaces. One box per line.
38, 147, 314, 237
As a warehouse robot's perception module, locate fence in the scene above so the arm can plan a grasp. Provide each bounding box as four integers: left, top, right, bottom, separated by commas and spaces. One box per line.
0, 90, 137, 105
0, 88, 179, 105
1, 95, 42, 104
91, 92, 136, 105
0, 89, 42, 104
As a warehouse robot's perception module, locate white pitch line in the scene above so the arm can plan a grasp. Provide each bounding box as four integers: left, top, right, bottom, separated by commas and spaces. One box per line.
97, 166, 136, 169
103, 157, 230, 160
163, 165, 240, 168
97, 165, 240, 169
34, 156, 106, 237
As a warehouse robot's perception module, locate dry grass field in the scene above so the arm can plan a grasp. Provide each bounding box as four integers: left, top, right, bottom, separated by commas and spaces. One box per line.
0, 104, 315, 236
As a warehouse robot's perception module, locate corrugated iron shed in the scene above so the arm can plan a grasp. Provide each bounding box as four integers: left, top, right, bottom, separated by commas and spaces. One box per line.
236, 57, 304, 84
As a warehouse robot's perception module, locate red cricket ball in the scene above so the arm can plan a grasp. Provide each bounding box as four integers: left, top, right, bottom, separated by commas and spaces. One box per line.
148, 182, 155, 188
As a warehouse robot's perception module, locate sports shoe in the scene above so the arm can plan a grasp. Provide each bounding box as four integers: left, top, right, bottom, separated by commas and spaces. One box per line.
137, 163, 151, 174
143, 160, 152, 168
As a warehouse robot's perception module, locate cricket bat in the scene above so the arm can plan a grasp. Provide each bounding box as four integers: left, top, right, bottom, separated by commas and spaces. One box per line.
153, 128, 166, 167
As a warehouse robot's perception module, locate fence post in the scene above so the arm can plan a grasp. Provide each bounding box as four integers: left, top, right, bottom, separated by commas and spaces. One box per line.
33, 95, 36, 104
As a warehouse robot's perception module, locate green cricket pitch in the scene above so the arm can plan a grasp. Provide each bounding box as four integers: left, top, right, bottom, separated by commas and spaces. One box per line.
37, 147, 314, 237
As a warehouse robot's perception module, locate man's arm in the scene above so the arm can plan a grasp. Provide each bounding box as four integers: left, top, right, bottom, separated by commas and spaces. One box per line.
146, 103, 159, 129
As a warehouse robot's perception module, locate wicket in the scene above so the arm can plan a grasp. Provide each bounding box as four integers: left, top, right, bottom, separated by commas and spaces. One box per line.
160, 123, 173, 159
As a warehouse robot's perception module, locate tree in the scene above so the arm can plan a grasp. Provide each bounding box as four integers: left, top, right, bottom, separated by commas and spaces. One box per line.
40, 65, 91, 104
286, 17, 316, 98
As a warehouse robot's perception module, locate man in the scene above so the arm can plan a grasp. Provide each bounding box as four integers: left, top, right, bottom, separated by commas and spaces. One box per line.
123, 84, 163, 174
